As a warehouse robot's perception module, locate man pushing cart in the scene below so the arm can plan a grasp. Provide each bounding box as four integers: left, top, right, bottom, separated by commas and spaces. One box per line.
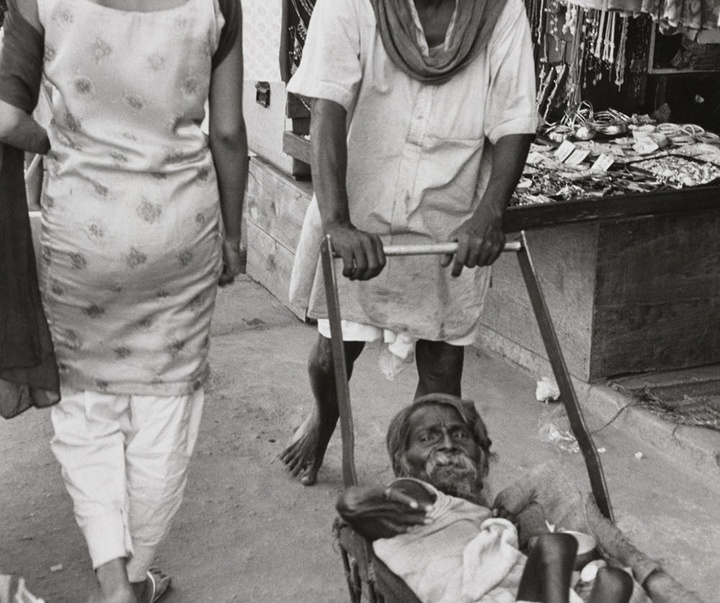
281, 0, 538, 487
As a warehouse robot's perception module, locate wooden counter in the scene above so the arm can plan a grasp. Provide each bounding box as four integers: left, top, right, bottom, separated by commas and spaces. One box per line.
484, 186, 720, 381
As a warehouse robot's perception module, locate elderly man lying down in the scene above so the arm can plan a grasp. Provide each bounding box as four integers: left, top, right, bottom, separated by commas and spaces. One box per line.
337, 394, 634, 603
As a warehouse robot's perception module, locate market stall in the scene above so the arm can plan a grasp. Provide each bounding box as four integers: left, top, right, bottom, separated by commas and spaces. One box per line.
473, 0, 720, 381
245, 0, 720, 382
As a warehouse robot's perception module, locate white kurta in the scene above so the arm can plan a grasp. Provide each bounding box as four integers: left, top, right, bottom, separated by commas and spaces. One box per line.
288, 0, 538, 342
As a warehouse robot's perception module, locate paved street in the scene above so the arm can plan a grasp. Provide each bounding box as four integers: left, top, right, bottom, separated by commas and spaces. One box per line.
1, 275, 719, 602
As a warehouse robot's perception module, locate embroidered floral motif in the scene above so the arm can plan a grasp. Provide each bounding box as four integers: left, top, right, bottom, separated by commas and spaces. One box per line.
195, 166, 211, 182
126, 247, 148, 268
92, 181, 109, 197
69, 252, 87, 270
110, 151, 129, 165
182, 77, 200, 96
189, 292, 206, 313
75, 77, 94, 96
113, 346, 132, 359
148, 53, 167, 71
64, 111, 82, 132
51, 5, 74, 27
91, 37, 113, 63
138, 316, 155, 329
60, 329, 83, 351
167, 339, 186, 357
51, 280, 65, 296
85, 304, 105, 318
178, 250, 194, 267
137, 200, 163, 224
124, 94, 146, 112
87, 223, 105, 242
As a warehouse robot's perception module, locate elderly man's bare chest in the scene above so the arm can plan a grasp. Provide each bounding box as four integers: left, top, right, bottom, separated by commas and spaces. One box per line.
414, 0, 455, 48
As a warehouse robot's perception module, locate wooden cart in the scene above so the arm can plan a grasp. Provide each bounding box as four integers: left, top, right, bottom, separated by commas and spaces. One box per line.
320, 232, 614, 603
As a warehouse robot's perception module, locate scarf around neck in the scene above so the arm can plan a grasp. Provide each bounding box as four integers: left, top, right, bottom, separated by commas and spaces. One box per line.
369, 0, 509, 85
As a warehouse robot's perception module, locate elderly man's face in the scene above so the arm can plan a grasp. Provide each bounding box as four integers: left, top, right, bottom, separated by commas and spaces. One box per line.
399, 404, 485, 502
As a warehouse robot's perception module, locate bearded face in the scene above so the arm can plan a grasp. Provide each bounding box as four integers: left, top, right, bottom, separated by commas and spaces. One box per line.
397, 405, 488, 504
423, 450, 483, 500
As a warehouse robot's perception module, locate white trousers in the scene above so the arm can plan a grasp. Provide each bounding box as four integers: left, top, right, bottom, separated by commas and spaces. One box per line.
51, 387, 204, 583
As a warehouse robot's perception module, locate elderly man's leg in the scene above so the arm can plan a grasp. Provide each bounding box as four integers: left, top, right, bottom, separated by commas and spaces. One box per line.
281, 334, 365, 485
51, 389, 136, 603
588, 567, 633, 603
516, 533, 577, 602
415, 339, 464, 398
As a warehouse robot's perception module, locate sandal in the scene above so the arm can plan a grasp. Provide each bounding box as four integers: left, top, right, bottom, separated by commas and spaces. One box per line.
147, 568, 171, 603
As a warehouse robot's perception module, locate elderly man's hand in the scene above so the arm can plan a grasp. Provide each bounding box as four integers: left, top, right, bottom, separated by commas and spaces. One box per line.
442, 209, 505, 277
326, 222, 386, 281
337, 485, 431, 541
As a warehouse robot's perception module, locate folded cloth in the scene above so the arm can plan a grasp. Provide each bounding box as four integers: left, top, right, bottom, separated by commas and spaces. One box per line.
0, 0, 60, 417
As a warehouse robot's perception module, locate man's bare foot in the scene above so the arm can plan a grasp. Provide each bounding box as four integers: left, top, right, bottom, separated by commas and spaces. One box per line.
280, 412, 335, 486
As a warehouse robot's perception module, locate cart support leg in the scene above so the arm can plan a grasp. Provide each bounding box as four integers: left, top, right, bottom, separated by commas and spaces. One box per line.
516, 232, 614, 522
322, 237, 380, 602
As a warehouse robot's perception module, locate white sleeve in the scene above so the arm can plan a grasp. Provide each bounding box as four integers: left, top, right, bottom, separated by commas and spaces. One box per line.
484, 0, 539, 144
286, 0, 363, 111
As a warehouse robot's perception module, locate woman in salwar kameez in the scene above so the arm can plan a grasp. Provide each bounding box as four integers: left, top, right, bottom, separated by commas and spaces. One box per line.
0, 0, 247, 600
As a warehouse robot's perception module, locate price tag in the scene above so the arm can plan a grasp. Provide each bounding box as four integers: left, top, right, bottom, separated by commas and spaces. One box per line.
526, 151, 549, 166
591, 153, 614, 172
565, 148, 590, 166
554, 139, 576, 162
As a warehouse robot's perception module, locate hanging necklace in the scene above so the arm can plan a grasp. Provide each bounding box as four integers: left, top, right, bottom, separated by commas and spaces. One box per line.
614, 14, 629, 89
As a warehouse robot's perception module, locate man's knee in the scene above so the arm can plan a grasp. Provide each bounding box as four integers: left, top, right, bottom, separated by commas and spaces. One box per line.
591, 567, 634, 602
309, 335, 364, 375
534, 533, 578, 569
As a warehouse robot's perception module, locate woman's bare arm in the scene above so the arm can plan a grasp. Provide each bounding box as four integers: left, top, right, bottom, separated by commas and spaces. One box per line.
208, 0, 247, 280
0, 0, 47, 154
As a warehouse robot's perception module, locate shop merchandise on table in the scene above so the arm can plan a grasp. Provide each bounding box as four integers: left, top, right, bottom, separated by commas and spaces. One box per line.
512, 107, 720, 206
512, 0, 720, 207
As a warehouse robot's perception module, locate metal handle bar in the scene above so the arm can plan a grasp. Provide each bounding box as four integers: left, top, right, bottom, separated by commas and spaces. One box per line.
382, 241, 521, 256
332, 241, 522, 258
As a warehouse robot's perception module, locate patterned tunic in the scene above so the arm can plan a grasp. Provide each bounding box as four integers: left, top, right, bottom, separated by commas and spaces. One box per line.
287, 0, 538, 342
37, 0, 224, 395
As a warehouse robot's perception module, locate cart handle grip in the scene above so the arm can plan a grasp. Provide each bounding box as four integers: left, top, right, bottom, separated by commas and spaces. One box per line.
382, 240, 521, 256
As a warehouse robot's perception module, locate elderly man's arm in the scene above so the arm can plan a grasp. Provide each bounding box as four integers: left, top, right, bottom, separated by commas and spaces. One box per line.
337, 483, 432, 541
311, 98, 386, 281
443, 133, 533, 277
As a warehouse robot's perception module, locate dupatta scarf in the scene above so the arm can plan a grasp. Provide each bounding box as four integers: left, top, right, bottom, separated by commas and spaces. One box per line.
0, 0, 60, 417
